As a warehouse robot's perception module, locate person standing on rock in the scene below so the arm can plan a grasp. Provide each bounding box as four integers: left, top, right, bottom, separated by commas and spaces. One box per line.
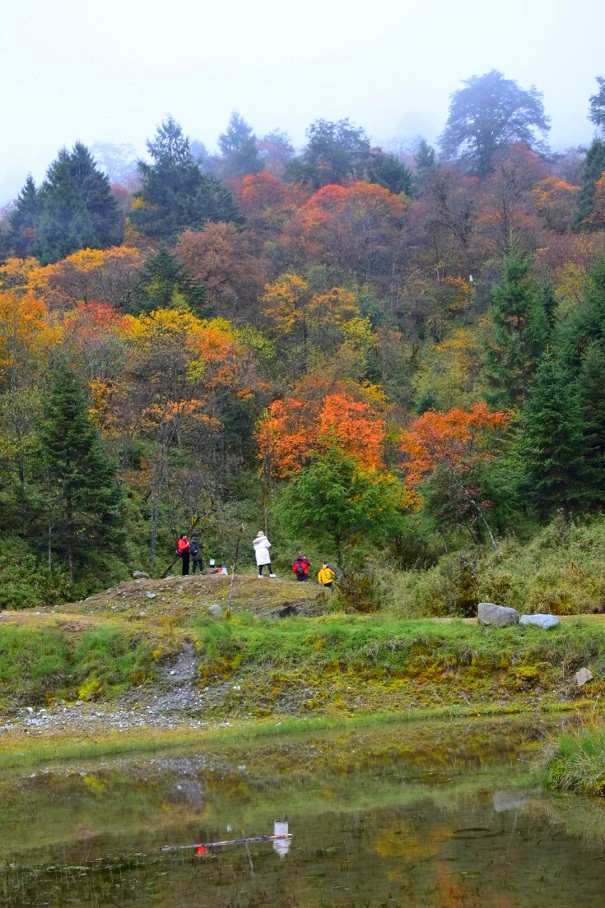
254, 531, 276, 578
189, 530, 204, 574
176, 533, 190, 576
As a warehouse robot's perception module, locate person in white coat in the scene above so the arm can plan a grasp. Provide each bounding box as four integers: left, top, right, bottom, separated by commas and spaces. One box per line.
253, 531, 276, 578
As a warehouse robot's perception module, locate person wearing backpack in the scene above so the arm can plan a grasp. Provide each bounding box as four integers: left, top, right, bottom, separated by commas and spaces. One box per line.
189, 530, 204, 574
176, 533, 190, 576
318, 563, 337, 590
292, 554, 310, 581
253, 531, 276, 578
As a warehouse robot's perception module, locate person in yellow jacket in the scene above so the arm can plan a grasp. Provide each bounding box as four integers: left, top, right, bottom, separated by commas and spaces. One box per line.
318, 563, 337, 590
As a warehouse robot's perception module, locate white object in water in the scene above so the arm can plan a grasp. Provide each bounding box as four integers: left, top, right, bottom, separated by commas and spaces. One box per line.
273, 821, 290, 858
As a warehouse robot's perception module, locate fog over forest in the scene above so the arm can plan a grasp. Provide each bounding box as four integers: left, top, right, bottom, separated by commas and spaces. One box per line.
1, 0, 603, 204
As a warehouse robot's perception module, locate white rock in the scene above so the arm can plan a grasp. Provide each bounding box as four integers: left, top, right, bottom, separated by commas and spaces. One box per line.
519, 614, 560, 629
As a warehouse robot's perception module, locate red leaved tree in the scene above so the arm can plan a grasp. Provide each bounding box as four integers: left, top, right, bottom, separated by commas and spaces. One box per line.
400, 403, 511, 548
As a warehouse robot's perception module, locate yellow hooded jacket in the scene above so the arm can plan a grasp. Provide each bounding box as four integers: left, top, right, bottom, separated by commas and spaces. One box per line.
318, 564, 336, 586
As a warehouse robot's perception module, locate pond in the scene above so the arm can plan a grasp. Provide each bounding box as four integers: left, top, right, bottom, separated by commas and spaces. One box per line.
1, 716, 604, 906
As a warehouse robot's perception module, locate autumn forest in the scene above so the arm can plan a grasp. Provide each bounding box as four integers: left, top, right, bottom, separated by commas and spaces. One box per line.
2, 70, 605, 610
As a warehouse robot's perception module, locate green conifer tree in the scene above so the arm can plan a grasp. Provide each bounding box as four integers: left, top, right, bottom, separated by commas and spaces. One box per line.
32, 143, 123, 263
218, 111, 263, 179
522, 354, 587, 518
129, 247, 207, 314
133, 117, 243, 242
484, 249, 550, 409
7, 174, 40, 257
561, 257, 605, 370
572, 138, 605, 229
576, 341, 605, 508
38, 362, 124, 581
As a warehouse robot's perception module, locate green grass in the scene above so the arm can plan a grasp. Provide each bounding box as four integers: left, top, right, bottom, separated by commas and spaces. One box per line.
0, 623, 160, 705
540, 726, 605, 796
188, 612, 605, 718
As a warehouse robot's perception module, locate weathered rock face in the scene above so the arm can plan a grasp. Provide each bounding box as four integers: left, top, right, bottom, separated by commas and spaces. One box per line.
519, 614, 560, 629
477, 602, 520, 627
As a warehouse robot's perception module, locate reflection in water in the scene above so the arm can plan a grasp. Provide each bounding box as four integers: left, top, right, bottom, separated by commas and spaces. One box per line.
0, 717, 604, 906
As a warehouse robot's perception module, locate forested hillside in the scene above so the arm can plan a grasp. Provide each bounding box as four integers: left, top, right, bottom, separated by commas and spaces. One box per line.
1, 71, 605, 610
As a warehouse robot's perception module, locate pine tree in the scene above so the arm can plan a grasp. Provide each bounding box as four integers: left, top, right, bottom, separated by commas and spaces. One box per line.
32, 143, 123, 264
38, 362, 124, 581
484, 249, 550, 409
572, 138, 605, 229
218, 111, 263, 179
576, 341, 605, 508
561, 256, 605, 370
133, 116, 243, 242
8, 175, 40, 257
522, 354, 587, 518
129, 247, 207, 314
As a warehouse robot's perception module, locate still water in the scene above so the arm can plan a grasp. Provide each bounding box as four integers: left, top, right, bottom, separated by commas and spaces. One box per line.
1, 717, 604, 906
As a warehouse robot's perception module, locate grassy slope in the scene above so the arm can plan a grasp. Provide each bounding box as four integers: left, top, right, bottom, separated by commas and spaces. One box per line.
0, 572, 603, 721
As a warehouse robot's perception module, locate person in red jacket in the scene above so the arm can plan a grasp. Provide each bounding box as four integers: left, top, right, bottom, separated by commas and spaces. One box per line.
176, 533, 190, 575
292, 554, 310, 581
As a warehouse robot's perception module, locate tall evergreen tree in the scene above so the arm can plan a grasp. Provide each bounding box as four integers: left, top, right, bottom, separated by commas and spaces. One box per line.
217, 111, 263, 179
7, 174, 40, 257
521, 354, 587, 518
561, 256, 605, 370
572, 138, 605, 229
32, 143, 123, 264
38, 362, 124, 581
133, 116, 243, 242
589, 76, 605, 134
484, 249, 550, 409
366, 149, 413, 195
576, 340, 605, 507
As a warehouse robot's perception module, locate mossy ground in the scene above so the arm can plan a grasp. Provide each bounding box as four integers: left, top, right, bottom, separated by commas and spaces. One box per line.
0, 571, 604, 767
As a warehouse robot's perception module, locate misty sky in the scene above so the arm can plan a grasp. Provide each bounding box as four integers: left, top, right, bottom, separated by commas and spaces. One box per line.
1, 0, 603, 204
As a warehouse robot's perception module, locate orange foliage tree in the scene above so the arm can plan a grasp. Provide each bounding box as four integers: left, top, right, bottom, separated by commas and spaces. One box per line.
257, 385, 387, 479
293, 181, 407, 281
175, 224, 265, 319
400, 402, 511, 547
27, 245, 143, 310
531, 176, 578, 233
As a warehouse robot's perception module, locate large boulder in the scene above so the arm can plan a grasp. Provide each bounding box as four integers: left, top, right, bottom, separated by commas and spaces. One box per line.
519, 613, 560, 629
477, 602, 519, 627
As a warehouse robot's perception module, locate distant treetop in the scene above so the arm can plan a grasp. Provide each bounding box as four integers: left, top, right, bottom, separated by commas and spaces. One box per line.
440, 70, 550, 177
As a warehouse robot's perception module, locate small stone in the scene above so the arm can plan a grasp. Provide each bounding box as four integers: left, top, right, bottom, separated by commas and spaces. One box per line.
519, 614, 560, 629
208, 604, 223, 617
132, 571, 150, 579
478, 602, 520, 627
575, 667, 594, 686
146, 592, 156, 599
